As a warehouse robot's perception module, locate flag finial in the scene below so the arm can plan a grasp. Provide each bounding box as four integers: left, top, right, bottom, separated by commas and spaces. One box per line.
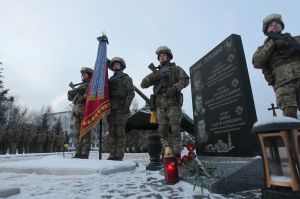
97, 32, 109, 44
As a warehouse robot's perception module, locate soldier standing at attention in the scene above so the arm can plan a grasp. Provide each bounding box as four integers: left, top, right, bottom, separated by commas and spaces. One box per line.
107, 57, 135, 161
253, 14, 300, 118
68, 67, 93, 159
141, 46, 190, 158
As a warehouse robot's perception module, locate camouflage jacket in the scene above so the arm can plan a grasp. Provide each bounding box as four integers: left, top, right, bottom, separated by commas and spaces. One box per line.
67, 81, 90, 105
0, 126, 4, 142
141, 62, 190, 108
109, 72, 135, 112
252, 33, 300, 88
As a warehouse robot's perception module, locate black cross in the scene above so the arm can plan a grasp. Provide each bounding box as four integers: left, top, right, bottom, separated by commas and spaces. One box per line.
268, 103, 279, 116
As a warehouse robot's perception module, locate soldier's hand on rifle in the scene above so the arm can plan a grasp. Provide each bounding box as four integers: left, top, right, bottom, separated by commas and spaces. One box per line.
274, 39, 289, 49
67, 90, 75, 101
149, 72, 163, 82
166, 87, 177, 97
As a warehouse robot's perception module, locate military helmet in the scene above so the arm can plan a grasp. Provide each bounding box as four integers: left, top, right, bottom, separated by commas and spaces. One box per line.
263, 13, 284, 34
155, 46, 173, 60
80, 67, 93, 75
109, 57, 126, 70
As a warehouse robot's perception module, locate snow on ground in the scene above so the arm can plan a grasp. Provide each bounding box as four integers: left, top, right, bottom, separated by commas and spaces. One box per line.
0, 152, 260, 199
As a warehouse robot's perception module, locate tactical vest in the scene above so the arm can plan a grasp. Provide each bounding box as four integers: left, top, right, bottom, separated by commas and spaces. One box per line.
267, 33, 300, 67
153, 63, 179, 94
109, 72, 128, 98
72, 81, 89, 105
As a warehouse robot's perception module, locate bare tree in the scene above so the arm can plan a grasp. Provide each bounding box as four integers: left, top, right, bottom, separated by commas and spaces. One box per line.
8, 104, 28, 128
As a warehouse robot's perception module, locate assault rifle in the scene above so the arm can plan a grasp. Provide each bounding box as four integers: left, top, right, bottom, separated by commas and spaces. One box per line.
69, 82, 84, 89
68, 82, 85, 103
266, 32, 300, 59
148, 63, 168, 94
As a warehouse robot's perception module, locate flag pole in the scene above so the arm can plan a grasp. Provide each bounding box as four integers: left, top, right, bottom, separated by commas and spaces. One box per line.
99, 119, 103, 160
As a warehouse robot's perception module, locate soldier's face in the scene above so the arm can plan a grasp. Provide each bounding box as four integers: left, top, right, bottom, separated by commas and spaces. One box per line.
267, 21, 283, 33
81, 72, 89, 81
159, 53, 169, 63
113, 62, 122, 70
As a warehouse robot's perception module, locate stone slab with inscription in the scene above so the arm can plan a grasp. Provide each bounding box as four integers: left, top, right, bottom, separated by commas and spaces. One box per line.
190, 34, 257, 157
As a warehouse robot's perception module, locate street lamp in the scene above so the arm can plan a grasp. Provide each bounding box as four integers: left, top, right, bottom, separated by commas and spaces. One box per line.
252, 116, 300, 198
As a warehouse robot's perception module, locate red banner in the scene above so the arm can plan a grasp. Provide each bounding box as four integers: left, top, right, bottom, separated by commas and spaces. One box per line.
79, 36, 110, 140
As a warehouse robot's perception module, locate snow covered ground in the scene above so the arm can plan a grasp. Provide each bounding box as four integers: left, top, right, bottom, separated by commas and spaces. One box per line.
0, 152, 261, 199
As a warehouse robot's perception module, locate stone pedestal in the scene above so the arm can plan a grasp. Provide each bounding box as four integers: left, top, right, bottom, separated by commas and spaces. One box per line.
182, 156, 263, 194
146, 134, 163, 171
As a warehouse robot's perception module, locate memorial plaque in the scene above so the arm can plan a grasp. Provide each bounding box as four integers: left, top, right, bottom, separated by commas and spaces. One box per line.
190, 34, 257, 157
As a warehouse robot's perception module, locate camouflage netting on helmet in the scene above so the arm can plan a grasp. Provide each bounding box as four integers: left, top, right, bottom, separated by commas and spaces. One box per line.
109, 57, 126, 70
263, 13, 285, 34
155, 46, 173, 60
80, 67, 94, 75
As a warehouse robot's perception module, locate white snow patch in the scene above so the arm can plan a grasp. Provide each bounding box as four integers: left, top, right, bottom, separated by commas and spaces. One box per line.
271, 175, 292, 183
0, 155, 137, 175
254, 116, 300, 127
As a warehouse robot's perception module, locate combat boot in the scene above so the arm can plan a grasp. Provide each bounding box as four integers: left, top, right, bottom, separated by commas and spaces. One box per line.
81, 154, 89, 159
72, 154, 83, 159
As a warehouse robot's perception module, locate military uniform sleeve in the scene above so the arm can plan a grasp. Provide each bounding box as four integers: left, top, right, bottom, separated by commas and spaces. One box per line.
173, 66, 190, 91
294, 36, 300, 44
252, 39, 275, 69
124, 76, 135, 109
141, 73, 154, 88
82, 82, 90, 101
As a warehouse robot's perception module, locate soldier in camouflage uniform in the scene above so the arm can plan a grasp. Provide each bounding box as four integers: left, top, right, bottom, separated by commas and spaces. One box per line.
0, 127, 8, 154
64, 131, 70, 152
0, 126, 4, 154
17, 127, 26, 154
36, 130, 47, 153
141, 46, 190, 157
23, 127, 33, 153
107, 57, 135, 161
55, 132, 65, 152
253, 14, 300, 118
8, 127, 20, 154
68, 67, 93, 159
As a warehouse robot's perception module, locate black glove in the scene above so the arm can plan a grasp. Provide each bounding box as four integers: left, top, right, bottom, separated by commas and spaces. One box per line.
274, 40, 289, 49
149, 73, 162, 82
166, 87, 177, 97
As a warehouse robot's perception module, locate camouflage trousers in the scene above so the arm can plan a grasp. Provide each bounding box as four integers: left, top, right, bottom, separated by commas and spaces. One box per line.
275, 79, 300, 110
156, 105, 182, 156
9, 142, 17, 154
73, 114, 91, 157
17, 142, 25, 154
107, 111, 128, 160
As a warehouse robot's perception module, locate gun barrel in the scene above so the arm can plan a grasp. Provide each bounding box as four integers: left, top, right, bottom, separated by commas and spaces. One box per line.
133, 85, 150, 104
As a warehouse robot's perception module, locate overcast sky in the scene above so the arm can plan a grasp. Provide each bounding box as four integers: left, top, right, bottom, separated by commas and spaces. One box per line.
1, 0, 300, 120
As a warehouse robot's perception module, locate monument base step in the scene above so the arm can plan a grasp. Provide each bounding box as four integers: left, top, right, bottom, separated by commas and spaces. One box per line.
0, 186, 20, 198
182, 156, 264, 194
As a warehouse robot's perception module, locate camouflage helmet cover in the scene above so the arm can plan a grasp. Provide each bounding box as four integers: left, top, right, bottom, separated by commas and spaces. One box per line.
155, 46, 173, 60
80, 67, 94, 75
263, 13, 284, 34
109, 57, 126, 70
